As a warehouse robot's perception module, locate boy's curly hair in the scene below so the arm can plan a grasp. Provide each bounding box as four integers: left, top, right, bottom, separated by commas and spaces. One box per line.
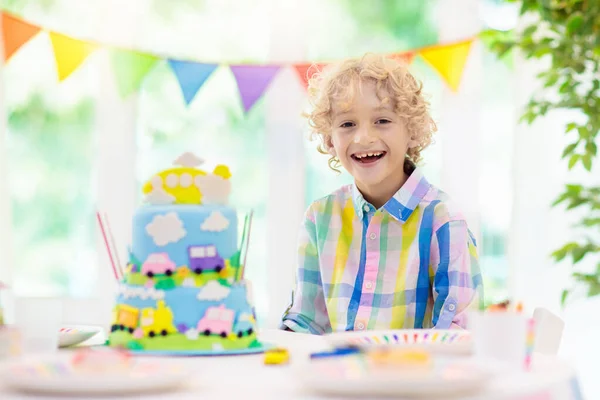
304, 53, 437, 172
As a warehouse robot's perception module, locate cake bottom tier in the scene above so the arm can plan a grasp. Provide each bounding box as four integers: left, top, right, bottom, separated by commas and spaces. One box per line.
108, 280, 259, 351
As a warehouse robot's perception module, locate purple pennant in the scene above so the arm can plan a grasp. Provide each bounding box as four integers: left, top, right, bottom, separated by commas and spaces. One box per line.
230, 65, 281, 112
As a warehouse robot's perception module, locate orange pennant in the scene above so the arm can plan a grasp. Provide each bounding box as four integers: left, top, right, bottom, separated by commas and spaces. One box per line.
419, 39, 473, 92
294, 63, 327, 90
2, 13, 41, 62
389, 51, 415, 65
49, 32, 97, 81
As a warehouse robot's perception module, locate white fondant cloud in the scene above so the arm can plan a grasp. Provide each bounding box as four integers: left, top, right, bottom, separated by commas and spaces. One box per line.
197, 281, 231, 301
238, 312, 253, 322
194, 174, 231, 205
201, 211, 230, 232
118, 284, 165, 300
144, 188, 175, 205
185, 328, 199, 340
146, 212, 186, 246
174, 152, 204, 167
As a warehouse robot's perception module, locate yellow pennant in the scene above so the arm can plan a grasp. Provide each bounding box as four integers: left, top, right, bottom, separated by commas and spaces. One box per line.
419, 39, 473, 92
49, 32, 97, 81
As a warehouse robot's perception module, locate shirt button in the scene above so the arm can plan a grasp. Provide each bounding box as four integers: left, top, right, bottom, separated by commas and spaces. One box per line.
448, 303, 456, 311
363, 205, 370, 212
356, 322, 365, 330
369, 233, 377, 240
365, 281, 373, 289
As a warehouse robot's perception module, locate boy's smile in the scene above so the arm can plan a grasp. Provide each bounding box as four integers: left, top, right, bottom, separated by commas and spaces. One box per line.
329, 79, 411, 208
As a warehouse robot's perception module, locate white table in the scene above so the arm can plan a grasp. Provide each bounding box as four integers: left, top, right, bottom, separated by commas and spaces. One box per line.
0, 329, 583, 399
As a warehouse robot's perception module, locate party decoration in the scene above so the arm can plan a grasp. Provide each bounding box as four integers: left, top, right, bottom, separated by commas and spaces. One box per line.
49, 32, 96, 81
2, 13, 40, 61
230, 65, 280, 112
1, 10, 477, 107
145, 212, 187, 246
419, 39, 473, 92
111, 48, 160, 97
294, 63, 327, 90
168, 60, 218, 105
201, 211, 230, 232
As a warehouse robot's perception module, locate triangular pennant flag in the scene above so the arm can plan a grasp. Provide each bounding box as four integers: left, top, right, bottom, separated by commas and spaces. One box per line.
49, 32, 96, 81
389, 51, 416, 65
294, 63, 327, 90
419, 39, 473, 92
111, 49, 160, 98
230, 65, 280, 112
2, 13, 41, 62
167, 60, 218, 105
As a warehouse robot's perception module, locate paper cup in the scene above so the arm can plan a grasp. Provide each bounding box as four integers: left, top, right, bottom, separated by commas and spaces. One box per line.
468, 311, 528, 368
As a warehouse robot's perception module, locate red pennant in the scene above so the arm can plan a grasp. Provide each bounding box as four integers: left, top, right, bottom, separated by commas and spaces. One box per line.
294, 63, 327, 90
2, 13, 41, 62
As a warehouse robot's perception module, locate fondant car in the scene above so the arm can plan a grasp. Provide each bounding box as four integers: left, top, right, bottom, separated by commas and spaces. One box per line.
141, 253, 176, 278
188, 245, 224, 274
197, 305, 234, 338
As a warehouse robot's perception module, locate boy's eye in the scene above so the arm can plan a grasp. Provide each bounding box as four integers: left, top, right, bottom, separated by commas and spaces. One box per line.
339, 122, 355, 128
376, 119, 391, 124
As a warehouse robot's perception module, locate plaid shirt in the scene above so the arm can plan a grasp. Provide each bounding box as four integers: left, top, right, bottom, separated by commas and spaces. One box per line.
281, 166, 483, 334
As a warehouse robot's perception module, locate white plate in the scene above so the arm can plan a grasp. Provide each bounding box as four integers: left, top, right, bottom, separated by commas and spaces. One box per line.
59, 325, 102, 348
0, 354, 189, 395
324, 329, 472, 355
299, 354, 491, 398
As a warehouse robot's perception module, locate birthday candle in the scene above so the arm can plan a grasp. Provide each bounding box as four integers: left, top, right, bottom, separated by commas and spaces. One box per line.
524, 318, 536, 371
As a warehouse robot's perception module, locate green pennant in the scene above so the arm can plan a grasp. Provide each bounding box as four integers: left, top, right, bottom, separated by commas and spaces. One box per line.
110, 49, 160, 97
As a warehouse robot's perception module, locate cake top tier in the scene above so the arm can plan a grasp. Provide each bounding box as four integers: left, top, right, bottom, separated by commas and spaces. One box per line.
142, 152, 232, 206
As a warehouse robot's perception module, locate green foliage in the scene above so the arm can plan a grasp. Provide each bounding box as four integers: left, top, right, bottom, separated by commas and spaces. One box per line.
484, 0, 600, 305
338, 0, 437, 47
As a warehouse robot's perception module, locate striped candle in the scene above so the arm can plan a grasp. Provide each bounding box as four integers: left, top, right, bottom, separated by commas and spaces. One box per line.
524, 318, 536, 371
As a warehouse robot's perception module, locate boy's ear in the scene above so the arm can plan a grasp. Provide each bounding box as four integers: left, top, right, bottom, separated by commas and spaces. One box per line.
408, 137, 419, 149
325, 136, 337, 156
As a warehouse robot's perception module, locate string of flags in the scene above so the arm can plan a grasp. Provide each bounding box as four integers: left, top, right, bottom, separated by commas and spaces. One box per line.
1, 11, 475, 113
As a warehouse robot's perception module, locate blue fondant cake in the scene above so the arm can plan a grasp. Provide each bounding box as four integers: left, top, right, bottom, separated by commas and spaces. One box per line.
108, 153, 260, 352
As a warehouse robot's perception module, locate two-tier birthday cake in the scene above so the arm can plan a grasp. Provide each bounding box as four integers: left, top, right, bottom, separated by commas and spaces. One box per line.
108, 152, 261, 353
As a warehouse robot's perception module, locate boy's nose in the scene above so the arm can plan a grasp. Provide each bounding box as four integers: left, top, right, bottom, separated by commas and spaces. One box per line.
353, 126, 377, 144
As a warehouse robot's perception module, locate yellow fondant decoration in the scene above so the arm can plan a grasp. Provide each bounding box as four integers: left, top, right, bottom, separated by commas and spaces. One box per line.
140, 300, 177, 336
213, 165, 231, 180
143, 162, 232, 205
143, 166, 207, 204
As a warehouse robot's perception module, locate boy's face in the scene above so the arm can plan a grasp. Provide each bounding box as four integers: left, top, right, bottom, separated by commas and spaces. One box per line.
329, 80, 411, 198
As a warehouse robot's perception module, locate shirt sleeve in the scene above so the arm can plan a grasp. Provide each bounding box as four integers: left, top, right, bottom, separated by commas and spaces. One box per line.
429, 220, 484, 329
280, 208, 331, 335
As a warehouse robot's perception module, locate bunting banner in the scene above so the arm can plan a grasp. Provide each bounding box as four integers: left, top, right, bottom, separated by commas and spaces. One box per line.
419, 40, 473, 92
110, 49, 160, 97
49, 32, 97, 81
2, 13, 39, 61
167, 60, 217, 105
1, 11, 475, 113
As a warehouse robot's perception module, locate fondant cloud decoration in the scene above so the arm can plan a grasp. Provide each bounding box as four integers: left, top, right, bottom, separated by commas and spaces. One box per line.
197, 281, 231, 301
238, 312, 253, 322
174, 152, 204, 167
201, 211, 230, 232
146, 212, 187, 246
195, 174, 231, 205
144, 188, 176, 205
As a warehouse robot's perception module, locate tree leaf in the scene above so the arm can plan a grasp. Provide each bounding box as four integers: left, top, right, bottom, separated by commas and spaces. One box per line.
572, 246, 588, 263
582, 153, 592, 171
562, 143, 578, 158
568, 154, 580, 169
561, 289, 569, 306
566, 122, 578, 132
586, 142, 598, 156
566, 12, 584, 35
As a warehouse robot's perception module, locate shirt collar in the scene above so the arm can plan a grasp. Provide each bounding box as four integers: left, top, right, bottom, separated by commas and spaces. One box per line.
352, 165, 432, 223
